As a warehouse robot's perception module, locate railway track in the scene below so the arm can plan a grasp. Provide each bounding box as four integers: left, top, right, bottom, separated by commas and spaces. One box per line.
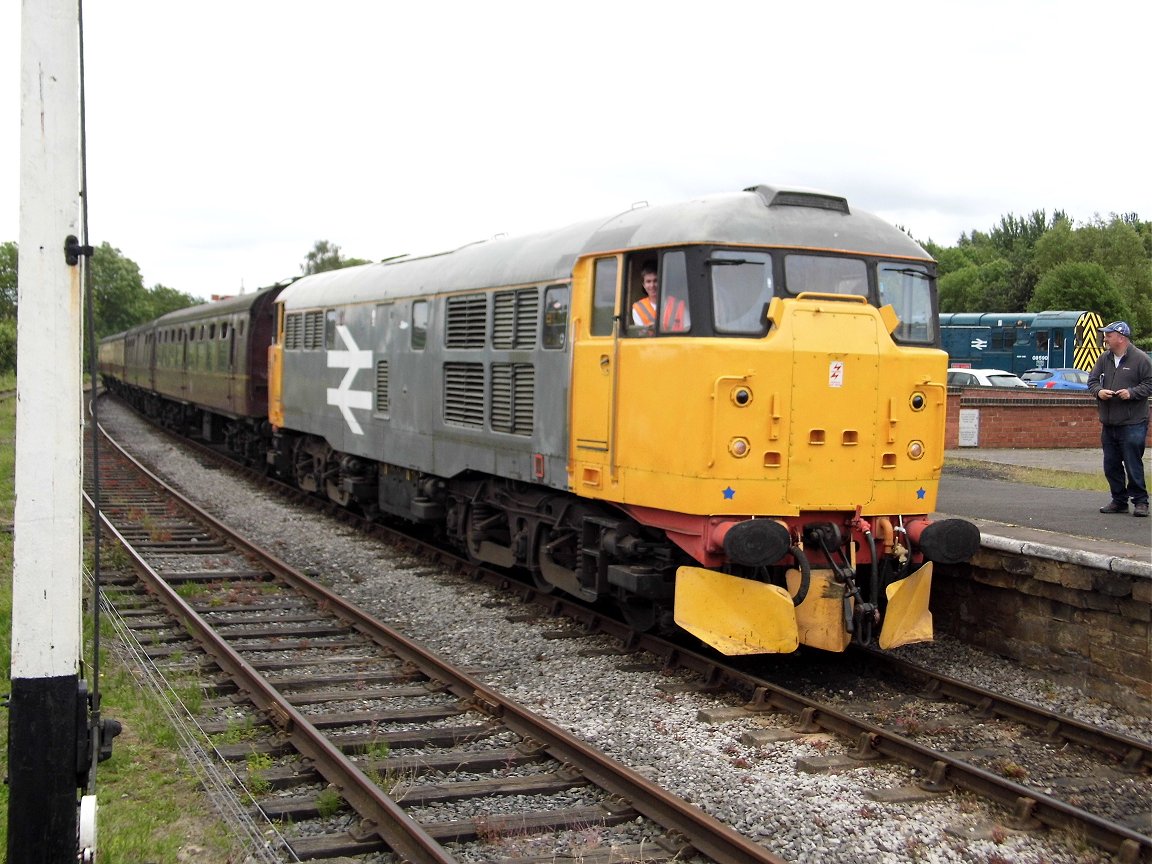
93, 394, 1152, 863
86, 414, 786, 863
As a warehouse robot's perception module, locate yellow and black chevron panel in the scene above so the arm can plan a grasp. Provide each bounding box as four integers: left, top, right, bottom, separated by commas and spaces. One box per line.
1073, 311, 1104, 371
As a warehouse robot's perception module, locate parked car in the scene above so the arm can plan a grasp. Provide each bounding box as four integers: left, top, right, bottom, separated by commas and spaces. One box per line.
947, 368, 1029, 388
1020, 368, 1089, 390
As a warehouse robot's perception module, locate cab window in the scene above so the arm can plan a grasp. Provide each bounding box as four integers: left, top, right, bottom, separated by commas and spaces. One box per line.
626, 253, 690, 335
711, 250, 772, 334
785, 254, 867, 297
658, 252, 690, 334
591, 258, 617, 336
878, 262, 935, 344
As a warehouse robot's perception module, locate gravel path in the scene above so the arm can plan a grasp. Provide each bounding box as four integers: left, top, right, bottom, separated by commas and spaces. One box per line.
96, 400, 1148, 864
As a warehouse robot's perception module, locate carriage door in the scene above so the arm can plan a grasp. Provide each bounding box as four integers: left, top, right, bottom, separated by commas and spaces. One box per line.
227, 319, 236, 411
569, 255, 620, 497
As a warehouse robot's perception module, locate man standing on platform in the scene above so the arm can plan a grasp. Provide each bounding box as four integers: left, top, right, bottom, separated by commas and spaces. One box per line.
1088, 321, 1152, 517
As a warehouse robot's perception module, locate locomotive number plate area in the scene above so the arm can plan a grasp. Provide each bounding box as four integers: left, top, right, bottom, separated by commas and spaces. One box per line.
786, 308, 879, 508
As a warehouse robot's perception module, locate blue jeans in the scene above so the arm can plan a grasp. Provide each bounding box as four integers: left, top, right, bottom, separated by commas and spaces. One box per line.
1101, 421, 1149, 506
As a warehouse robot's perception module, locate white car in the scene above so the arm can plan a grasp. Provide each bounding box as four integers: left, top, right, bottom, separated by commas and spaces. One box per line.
947, 368, 1029, 388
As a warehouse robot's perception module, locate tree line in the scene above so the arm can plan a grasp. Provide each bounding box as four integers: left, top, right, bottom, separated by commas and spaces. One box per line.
0, 239, 368, 373
927, 211, 1151, 346
1, 214, 1149, 374
0, 241, 202, 373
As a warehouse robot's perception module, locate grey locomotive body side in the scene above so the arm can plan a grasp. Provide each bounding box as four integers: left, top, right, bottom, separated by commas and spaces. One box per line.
276, 286, 573, 498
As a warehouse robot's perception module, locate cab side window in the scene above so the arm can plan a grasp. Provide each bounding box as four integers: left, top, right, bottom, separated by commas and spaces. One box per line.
627, 253, 690, 335
591, 258, 617, 336
658, 252, 690, 333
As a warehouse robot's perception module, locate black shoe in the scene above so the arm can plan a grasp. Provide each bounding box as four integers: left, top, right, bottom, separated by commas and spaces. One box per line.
1134, 503, 1149, 517
1099, 501, 1129, 514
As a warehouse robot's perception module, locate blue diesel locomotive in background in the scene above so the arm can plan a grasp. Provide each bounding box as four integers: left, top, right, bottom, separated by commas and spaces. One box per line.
939, 310, 1104, 374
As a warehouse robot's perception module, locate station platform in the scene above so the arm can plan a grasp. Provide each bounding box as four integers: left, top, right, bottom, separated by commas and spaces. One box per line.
935, 448, 1150, 571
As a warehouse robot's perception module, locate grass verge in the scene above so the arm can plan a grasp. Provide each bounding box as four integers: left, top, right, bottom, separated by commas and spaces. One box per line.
0, 377, 237, 863
944, 456, 1109, 492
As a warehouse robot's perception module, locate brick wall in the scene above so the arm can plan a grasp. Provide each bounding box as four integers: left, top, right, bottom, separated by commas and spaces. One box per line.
934, 554, 1150, 716
945, 388, 1152, 448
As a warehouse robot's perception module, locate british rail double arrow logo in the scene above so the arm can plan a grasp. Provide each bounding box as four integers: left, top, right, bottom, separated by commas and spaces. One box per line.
326, 325, 373, 435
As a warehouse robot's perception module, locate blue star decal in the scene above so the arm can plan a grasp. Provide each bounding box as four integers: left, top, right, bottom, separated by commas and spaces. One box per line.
722, 486, 736, 500
916, 487, 926, 500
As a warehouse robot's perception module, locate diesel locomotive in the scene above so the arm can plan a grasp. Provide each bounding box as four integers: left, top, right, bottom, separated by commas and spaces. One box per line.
99, 184, 981, 655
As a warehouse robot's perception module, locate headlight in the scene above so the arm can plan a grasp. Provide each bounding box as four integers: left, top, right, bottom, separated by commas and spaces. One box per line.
729, 437, 750, 458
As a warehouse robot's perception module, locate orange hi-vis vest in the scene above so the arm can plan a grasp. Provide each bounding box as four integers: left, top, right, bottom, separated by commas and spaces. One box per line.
632, 297, 657, 326
632, 296, 686, 331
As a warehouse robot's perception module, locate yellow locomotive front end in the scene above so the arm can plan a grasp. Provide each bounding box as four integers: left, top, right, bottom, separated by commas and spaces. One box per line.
568, 234, 979, 655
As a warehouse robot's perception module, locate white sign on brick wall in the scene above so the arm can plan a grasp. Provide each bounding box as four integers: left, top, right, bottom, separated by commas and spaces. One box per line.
958, 408, 980, 447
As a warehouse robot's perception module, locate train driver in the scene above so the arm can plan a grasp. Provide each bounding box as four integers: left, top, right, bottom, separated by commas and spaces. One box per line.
632, 262, 686, 332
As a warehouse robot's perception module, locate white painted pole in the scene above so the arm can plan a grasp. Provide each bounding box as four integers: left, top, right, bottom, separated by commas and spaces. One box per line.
9, 0, 84, 860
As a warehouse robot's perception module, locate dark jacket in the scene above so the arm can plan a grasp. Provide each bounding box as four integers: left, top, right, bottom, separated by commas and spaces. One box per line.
1088, 344, 1152, 426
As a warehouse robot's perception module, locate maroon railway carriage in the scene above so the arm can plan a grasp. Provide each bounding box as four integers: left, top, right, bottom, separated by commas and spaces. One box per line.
98, 284, 287, 462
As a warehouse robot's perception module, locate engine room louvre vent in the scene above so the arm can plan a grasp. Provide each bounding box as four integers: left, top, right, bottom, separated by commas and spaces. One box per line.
445, 294, 487, 348
490, 363, 535, 435
443, 362, 485, 427
284, 313, 303, 349
493, 288, 540, 349
744, 184, 850, 214
375, 360, 389, 413
303, 310, 324, 350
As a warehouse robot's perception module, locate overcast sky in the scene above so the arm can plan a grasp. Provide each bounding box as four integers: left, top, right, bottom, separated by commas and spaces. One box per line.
4, 1, 1149, 300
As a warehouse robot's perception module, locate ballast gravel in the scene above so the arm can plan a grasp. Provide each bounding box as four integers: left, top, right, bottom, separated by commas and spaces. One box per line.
96, 400, 1147, 864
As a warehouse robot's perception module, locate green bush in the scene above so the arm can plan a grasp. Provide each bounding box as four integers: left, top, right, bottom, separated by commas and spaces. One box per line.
0, 317, 15, 374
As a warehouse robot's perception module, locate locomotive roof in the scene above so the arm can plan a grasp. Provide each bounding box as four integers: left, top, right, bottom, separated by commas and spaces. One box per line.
938, 310, 1089, 328
278, 185, 932, 309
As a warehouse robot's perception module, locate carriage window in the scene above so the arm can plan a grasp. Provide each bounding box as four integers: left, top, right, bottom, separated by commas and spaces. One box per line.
325, 309, 338, 348
542, 284, 569, 349
1035, 330, 1049, 352
412, 300, 428, 350
878, 263, 935, 344
711, 250, 772, 334
591, 258, 617, 336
